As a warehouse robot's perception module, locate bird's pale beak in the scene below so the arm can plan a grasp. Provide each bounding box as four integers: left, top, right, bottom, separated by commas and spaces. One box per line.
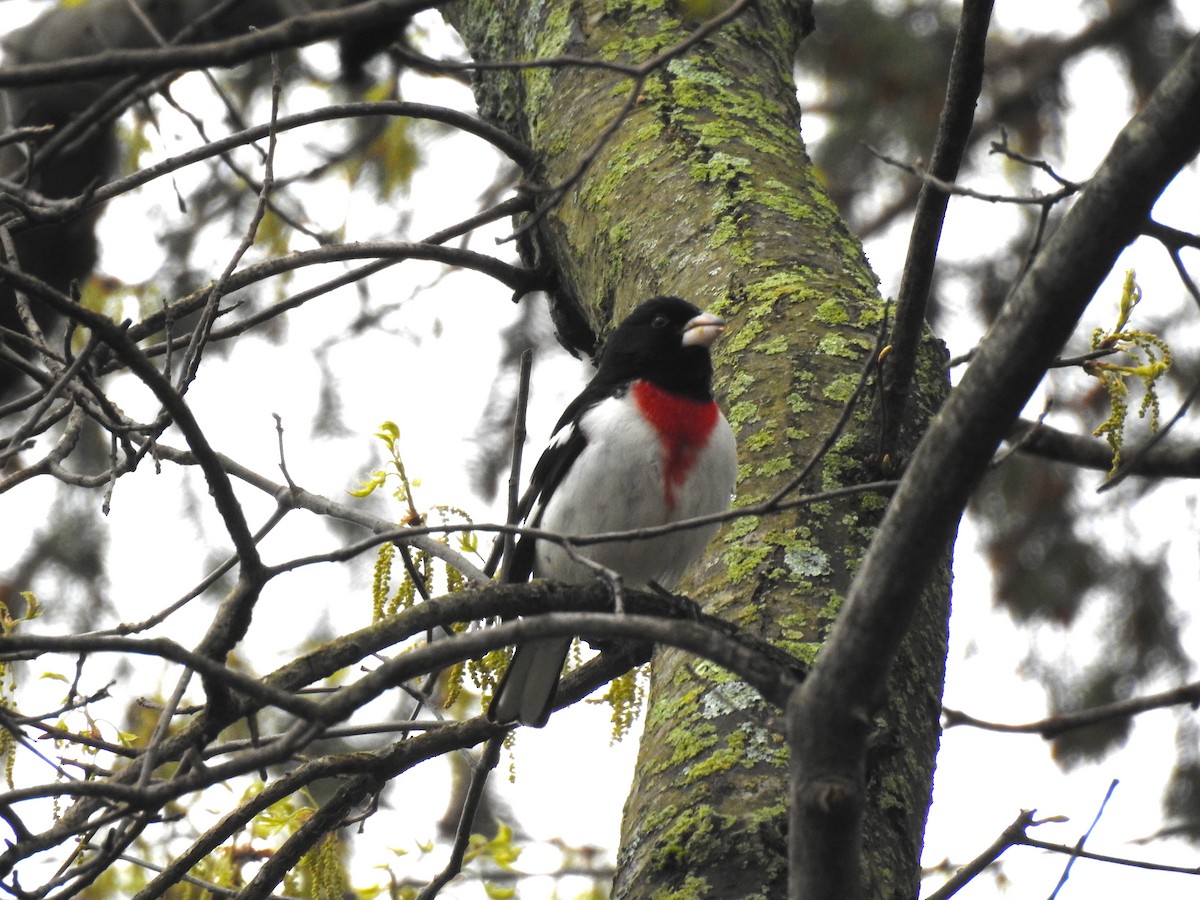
681, 312, 726, 348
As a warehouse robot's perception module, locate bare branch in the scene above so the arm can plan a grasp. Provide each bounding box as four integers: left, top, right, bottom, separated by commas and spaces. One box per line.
0, 579, 804, 891
876, 0, 995, 469
866, 144, 1078, 207
416, 737, 504, 900
126, 196, 536, 360
923, 809, 1038, 900
1, 101, 533, 234
174, 54, 282, 398
943, 680, 1200, 739
1017, 835, 1200, 877
0, 0, 439, 88
1006, 413, 1200, 483
0, 263, 266, 586
0, 633, 319, 720
854, 0, 1173, 238
0, 123, 53, 150
145, 432, 895, 582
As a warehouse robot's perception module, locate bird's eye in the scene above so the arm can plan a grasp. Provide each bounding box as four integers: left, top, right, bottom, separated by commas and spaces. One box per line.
651, 314, 669, 328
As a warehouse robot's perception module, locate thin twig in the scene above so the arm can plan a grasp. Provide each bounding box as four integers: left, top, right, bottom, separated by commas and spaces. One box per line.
416, 737, 504, 900
0, 0, 441, 88
4, 102, 534, 234
273, 413, 297, 491
1018, 835, 1200, 877
0, 332, 101, 468
990, 131, 1081, 189
989, 399, 1051, 468
942, 680, 1200, 739
262, 479, 900, 580
20, 0, 264, 177
866, 145, 1076, 207
174, 56, 283, 396
127, 195, 535, 362
923, 809, 1038, 900
1047, 780, 1119, 899
1143, 219, 1200, 308
0, 123, 53, 150
111, 506, 288, 636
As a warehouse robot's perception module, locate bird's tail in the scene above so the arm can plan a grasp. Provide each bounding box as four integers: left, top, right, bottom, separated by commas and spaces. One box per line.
487, 637, 573, 728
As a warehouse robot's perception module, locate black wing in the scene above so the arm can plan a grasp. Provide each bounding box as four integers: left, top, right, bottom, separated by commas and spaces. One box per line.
506, 419, 587, 582
505, 379, 619, 582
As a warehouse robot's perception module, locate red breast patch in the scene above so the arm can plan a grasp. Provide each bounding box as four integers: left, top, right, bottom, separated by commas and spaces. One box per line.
632, 380, 719, 510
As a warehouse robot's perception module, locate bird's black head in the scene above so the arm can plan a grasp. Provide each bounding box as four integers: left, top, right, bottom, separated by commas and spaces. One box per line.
595, 296, 725, 400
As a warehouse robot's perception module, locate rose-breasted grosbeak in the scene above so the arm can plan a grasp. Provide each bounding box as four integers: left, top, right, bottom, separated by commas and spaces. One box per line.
488, 296, 738, 727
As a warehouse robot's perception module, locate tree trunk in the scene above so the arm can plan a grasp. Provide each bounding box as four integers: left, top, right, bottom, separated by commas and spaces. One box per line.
446, 2, 951, 896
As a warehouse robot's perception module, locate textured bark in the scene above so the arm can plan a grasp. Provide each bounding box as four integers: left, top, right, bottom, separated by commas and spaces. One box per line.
446, 2, 951, 897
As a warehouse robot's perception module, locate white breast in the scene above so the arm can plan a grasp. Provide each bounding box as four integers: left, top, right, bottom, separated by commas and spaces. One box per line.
534, 392, 737, 589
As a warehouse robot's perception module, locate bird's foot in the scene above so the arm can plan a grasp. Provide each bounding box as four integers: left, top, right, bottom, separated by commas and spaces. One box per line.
648, 581, 703, 620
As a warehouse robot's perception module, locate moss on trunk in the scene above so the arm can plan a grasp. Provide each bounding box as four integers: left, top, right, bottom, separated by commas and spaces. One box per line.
447, 2, 951, 896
